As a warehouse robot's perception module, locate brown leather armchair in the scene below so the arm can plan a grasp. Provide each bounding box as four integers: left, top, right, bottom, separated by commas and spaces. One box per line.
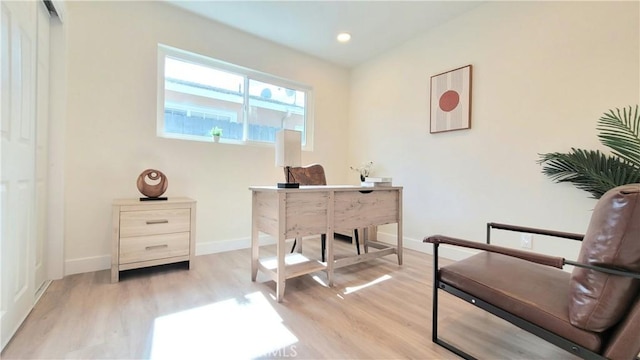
424, 184, 640, 360
286, 164, 361, 261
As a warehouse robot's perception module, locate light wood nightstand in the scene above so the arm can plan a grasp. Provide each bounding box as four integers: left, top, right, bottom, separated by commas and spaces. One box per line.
111, 197, 196, 282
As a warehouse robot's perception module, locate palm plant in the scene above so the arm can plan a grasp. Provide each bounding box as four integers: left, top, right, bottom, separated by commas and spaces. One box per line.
538, 105, 640, 199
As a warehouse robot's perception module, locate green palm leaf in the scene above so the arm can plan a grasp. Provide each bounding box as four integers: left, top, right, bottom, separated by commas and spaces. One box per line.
538, 148, 640, 199
539, 105, 640, 199
597, 105, 640, 168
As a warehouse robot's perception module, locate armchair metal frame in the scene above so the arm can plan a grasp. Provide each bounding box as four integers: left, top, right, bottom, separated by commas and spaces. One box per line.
429, 222, 640, 360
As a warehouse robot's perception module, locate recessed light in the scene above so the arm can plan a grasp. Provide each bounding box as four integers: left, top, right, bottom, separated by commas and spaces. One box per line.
337, 32, 351, 43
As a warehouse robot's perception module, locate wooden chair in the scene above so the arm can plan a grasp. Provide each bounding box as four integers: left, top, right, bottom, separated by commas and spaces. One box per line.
286, 164, 361, 261
424, 184, 640, 360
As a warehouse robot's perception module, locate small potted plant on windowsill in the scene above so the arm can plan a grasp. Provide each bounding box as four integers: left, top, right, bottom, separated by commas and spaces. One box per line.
210, 127, 223, 142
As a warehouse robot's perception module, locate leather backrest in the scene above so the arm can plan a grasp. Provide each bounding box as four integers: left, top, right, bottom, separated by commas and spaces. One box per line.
568, 184, 640, 332
286, 164, 327, 185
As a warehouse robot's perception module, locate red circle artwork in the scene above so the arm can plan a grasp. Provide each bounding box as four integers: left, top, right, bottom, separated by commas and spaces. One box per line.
439, 90, 460, 112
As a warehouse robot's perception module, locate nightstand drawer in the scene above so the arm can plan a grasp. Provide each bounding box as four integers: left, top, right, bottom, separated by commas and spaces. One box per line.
120, 209, 190, 237
119, 232, 190, 264
112, 197, 196, 282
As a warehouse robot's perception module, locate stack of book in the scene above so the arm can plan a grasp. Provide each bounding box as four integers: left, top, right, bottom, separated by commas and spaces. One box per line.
362, 177, 392, 187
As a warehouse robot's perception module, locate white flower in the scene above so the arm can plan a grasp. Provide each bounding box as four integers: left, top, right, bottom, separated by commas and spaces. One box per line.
350, 161, 373, 178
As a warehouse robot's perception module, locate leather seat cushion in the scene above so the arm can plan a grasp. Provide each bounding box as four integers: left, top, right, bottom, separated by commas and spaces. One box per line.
569, 184, 640, 331
440, 252, 603, 352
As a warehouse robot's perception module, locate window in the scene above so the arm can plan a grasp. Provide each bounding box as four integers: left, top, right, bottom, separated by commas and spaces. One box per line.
157, 45, 312, 148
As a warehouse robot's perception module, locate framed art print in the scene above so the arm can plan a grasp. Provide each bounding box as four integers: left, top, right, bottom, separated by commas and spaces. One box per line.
430, 65, 472, 134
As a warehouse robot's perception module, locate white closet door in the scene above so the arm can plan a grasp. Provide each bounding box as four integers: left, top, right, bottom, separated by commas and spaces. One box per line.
34, 0, 50, 297
1, 0, 38, 350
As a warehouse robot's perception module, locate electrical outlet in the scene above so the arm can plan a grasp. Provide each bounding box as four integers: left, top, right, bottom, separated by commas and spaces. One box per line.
520, 234, 533, 249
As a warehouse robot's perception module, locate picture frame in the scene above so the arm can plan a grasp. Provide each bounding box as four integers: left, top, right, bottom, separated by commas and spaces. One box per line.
430, 65, 472, 134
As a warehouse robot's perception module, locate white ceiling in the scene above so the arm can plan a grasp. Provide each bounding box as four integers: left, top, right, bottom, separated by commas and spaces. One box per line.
166, 1, 485, 68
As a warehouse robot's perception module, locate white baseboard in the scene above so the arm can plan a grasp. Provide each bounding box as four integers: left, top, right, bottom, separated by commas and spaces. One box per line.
64, 233, 474, 276
376, 231, 477, 261
65, 254, 111, 276
35, 280, 52, 304
196, 234, 277, 255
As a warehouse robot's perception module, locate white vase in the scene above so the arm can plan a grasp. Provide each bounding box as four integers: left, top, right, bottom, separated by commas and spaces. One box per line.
213, 135, 220, 142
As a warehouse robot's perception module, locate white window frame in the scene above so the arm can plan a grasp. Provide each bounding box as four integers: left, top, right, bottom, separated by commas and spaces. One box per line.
157, 44, 314, 150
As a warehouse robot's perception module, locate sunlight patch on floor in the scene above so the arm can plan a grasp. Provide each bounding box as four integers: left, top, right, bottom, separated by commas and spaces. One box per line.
150, 292, 298, 359
343, 274, 392, 295
260, 253, 316, 268
311, 275, 328, 287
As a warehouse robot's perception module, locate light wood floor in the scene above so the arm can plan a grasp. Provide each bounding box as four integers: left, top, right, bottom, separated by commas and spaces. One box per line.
2, 238, 577, 359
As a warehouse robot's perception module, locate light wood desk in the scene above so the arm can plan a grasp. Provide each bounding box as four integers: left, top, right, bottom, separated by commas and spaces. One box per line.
249, 185, 403, 302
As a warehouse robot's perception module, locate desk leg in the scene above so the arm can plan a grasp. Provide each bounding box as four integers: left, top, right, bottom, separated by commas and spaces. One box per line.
276, 233, 286, 302
327, 191, 335, 287
251, 193, 259, 281
251, 235, 258, 281
327, 231, 334, 287
276, 193, 287, 302
397, 224, 403, 265
397, 190, 403, 265
363, 227, 370, 254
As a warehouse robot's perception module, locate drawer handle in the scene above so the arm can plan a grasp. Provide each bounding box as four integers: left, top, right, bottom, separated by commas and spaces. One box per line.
146, 219, 169, 225
145, 244, 169, 251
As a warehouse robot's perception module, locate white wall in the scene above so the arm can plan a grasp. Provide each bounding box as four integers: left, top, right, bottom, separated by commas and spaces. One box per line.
62, 1, 351, 274
349, 1, 639, 259
61, 1, 639, 273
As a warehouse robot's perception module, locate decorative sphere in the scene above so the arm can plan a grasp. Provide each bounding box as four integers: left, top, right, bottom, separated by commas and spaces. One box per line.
137, 169, 168, 198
